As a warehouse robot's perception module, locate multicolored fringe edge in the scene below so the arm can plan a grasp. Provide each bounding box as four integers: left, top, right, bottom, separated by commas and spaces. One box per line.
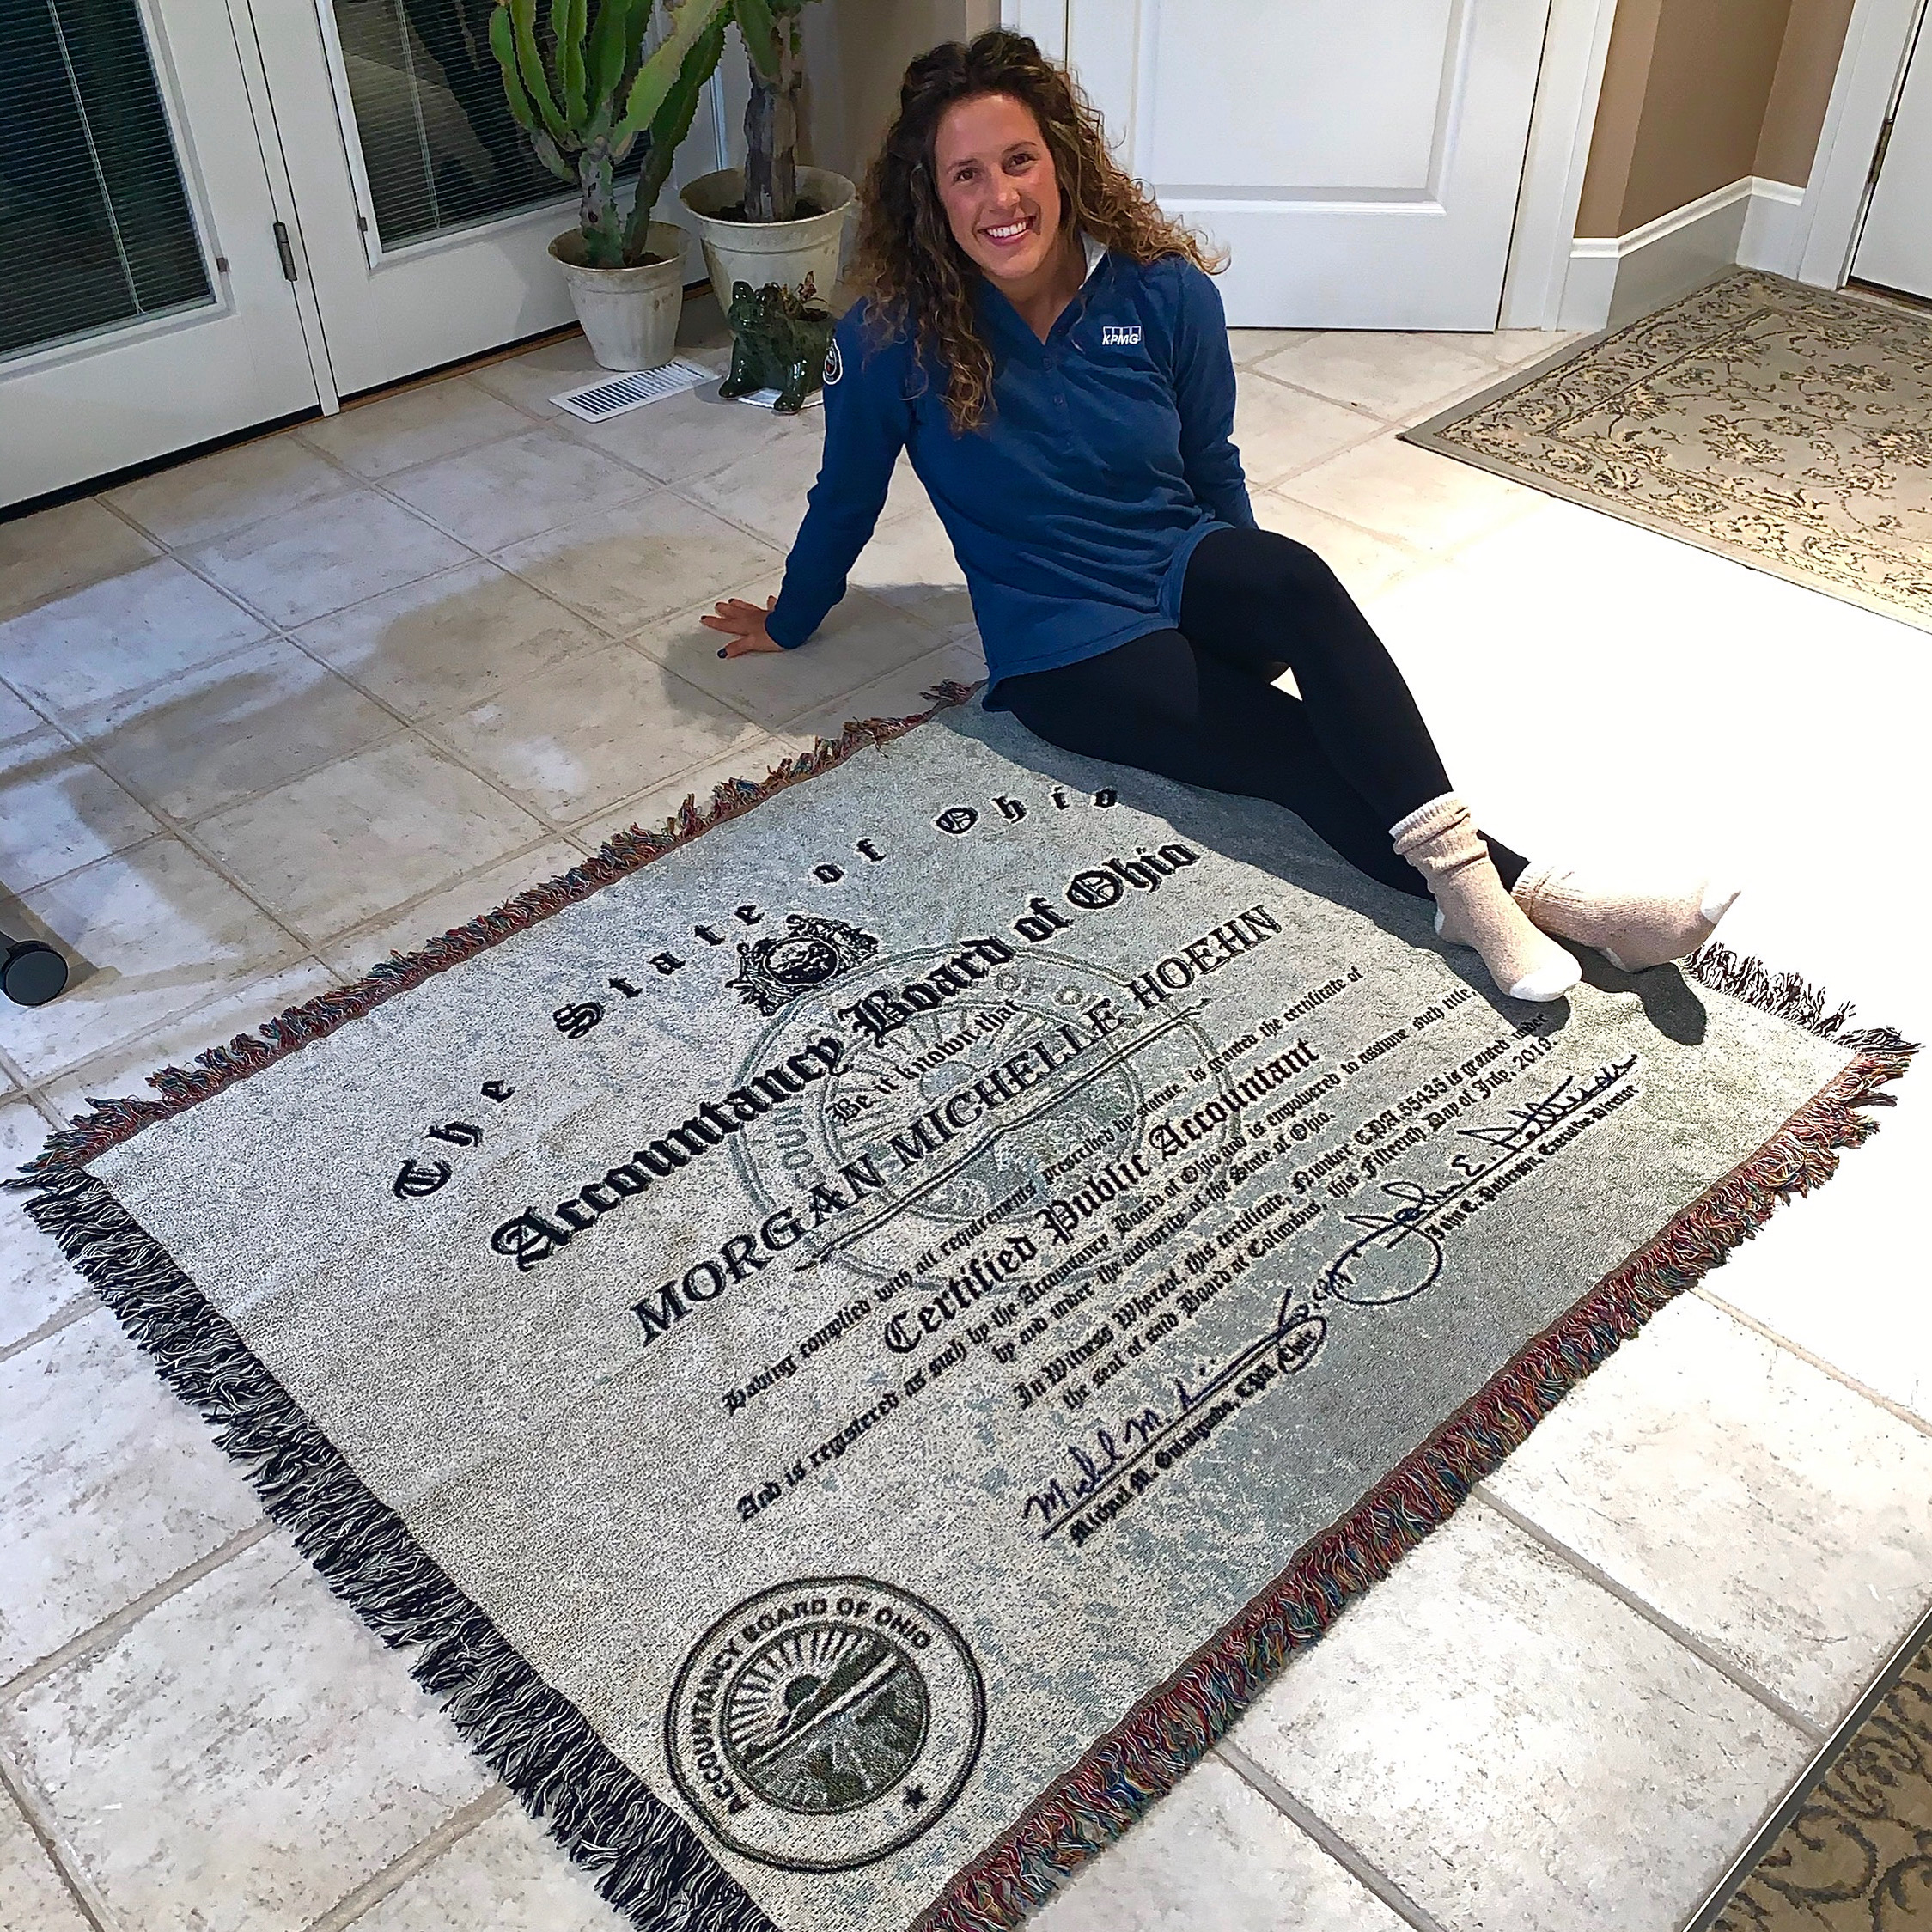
9, 681, 979, 1190
9, 684, 1916, 1932
910, 951, 1915, 1932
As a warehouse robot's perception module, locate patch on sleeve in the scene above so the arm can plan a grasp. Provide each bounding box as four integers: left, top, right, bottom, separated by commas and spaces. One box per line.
823, 338, 843, 387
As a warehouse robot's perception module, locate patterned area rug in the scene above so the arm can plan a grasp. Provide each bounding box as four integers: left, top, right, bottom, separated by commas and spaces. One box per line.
15, 692, 1913, 1932
1406, 271, 1932, 628
1712, 1621, 1932, 1929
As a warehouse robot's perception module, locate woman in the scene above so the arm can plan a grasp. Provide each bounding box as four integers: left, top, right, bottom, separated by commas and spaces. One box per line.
702, 30, 1733, 1003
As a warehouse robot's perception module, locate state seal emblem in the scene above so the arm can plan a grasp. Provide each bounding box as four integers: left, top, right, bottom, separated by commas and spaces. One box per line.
725, 913, 878, 1016
665, 1576, 984, 1870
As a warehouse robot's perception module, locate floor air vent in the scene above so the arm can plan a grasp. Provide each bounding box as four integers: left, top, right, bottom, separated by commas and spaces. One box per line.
549, 359, 714, 421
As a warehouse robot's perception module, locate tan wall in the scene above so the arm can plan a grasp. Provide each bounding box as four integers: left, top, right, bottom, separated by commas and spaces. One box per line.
1757, 0, 1857, 181
801, 0, 1000, 185
1575, 0, 1856, 236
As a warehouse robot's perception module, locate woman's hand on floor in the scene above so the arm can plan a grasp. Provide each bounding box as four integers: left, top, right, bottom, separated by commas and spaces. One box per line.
701, 595, 783, 656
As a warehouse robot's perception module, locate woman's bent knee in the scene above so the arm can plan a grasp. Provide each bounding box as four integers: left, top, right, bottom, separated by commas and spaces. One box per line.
1198, 526, 1338, 604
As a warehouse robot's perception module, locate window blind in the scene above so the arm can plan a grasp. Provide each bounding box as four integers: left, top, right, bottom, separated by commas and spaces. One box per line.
332, 0, 567, 247
0, 0, 210, 362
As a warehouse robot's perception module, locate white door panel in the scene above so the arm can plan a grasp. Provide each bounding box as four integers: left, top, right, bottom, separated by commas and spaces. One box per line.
3, 0, 319, 508
1065, 0, 1550, 329
1850, 2, 1932, 301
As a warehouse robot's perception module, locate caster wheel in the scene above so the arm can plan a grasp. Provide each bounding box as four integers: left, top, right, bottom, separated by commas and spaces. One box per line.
2, 940, 67, 1007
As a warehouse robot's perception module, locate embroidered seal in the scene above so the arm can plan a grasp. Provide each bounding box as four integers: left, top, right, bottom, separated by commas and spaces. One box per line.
666, 1576, 984, 1870
726, 914, 878, 1016
822, 338, 843, 386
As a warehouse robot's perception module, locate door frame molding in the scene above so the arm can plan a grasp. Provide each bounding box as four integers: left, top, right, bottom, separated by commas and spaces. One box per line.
1498, 0, 1618, 328
1792, 0, 1929, 287
226, 0, 340, 408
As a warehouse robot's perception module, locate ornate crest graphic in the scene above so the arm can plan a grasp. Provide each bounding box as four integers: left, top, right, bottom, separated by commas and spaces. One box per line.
726, 914, 878, 1015
666, 1576, 984, 1871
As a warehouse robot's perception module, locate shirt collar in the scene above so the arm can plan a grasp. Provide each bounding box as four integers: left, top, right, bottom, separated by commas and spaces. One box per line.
973, 232, 1107, 354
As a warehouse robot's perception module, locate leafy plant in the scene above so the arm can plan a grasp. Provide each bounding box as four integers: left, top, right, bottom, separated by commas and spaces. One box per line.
489, 0, 728, 266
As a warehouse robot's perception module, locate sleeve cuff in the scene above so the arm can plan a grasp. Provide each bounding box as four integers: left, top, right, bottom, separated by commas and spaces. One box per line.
765, 602, 811, 649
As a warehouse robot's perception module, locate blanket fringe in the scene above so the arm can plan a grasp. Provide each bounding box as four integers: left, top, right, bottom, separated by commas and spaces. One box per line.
7, 683, 978, 1191
21, 1166, 777, 1932
1685, 939, 1911, 1068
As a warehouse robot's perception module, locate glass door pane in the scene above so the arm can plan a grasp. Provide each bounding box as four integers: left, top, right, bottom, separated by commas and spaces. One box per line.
2, 0, 319, 507
1, 0, 211, 360
329, 0, 561, 247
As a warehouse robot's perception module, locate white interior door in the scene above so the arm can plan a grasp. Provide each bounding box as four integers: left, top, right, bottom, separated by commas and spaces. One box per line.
1064, 0, 1551, 329
2, 0, 320, 509
252, 0, 731, 399
1850, 2, 1932, 300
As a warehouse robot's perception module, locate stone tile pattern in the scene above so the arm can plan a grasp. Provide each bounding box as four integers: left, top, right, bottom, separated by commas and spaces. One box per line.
2, 312, 1928, 1932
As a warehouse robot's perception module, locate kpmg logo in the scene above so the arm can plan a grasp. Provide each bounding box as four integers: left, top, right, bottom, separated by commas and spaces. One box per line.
1100, 324, 1143, 347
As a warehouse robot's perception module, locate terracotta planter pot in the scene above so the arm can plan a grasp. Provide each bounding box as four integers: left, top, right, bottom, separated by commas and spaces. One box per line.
678, 167, 855, 314
549, 221, 687, 372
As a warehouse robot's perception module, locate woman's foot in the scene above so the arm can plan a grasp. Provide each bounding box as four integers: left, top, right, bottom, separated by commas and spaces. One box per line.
1498, 864, 1740, 972
1392, 795, 1582, 1003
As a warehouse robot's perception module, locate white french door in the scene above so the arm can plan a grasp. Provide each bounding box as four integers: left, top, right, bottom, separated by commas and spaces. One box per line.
1063, 0, 1551, 329
2, 0, 320, 509
251, 1, 734, 399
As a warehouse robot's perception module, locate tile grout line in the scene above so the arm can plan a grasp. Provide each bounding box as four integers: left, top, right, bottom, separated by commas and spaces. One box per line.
0, 669, 326, 967
1690, 1283, 1932, 1440
1214, 1738, 1455, 1932
0, 1523, 275, 1704
1238, 353, 1510, 432
0, 1737, 119, 1932
300, 1785, 511, 1932
1469, 1490, 1826, 1741
0, 1297, 95, 1368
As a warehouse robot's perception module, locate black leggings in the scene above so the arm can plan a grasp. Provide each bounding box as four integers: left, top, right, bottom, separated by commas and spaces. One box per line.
998, 526, 1527, 899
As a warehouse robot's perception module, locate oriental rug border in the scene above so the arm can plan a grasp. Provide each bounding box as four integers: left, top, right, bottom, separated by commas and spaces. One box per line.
1404, 271, 1932, 632
12, 686, 1916, 1932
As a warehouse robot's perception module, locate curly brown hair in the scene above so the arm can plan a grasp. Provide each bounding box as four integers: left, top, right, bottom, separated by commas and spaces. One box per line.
848, 29, 1224, 434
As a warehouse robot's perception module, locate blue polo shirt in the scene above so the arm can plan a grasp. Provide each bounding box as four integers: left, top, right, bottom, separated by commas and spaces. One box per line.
764, 247, 1254, 698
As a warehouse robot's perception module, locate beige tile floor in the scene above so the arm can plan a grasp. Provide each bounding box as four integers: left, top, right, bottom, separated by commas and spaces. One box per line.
2, 307, 1929, 1932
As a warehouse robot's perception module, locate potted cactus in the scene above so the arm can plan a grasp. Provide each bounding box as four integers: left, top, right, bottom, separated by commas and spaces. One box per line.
679, 0, 853, 318
490, 0, 727, 369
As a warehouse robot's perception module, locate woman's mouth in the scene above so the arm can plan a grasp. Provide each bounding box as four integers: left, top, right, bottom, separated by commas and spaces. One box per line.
979, 214, 1037, 250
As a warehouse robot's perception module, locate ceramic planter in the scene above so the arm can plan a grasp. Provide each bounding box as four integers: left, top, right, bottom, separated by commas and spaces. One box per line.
549, 220, 687, 371
678, 167, 856, 314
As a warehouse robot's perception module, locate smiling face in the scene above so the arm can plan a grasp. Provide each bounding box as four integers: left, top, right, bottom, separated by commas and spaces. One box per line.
931, 91, 1066, 288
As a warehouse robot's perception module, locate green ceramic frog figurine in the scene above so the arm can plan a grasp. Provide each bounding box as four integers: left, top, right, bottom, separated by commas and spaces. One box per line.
719, 274, 836, 415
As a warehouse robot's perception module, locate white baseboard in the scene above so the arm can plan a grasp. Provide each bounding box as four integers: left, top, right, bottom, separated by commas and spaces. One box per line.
1560, 176, 1807, 331
1738, 178, 1809, 277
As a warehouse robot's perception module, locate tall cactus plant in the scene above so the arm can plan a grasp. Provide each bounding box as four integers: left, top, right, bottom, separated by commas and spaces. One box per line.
736, 0, 820, 223
490, 0, 728, 267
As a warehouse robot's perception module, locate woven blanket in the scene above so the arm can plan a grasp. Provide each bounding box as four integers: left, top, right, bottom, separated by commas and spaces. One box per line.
23, 692, 1911, 1932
